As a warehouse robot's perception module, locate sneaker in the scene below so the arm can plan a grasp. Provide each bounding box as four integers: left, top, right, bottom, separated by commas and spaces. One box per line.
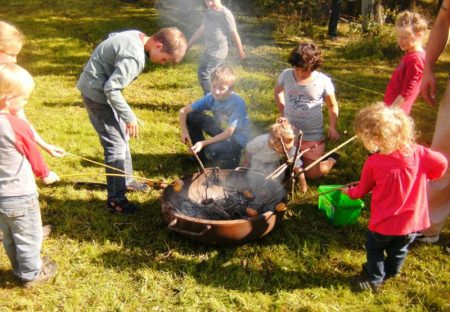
358, 279, 381, 293
445, 244, 450, 254
0, 224, 53, 242
326, 152, 341, 163
23, 256, 58, 288
415, 233, 439, 243
126, 180, 150, 193
106, 198, 139, 214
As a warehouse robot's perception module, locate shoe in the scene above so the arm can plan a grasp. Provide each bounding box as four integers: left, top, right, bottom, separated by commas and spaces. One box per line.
126, 180, 150, 193
328, 35, 338, 41
326, 152, 341, 162
23, 256, 58, 288
358, 279, 381, 293
106, 198, 138, 214
415, 233, 439, 243
0, 224, 53, 242
445, 244, 450, 254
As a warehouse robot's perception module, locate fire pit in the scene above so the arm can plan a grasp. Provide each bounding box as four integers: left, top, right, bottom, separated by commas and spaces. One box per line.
161, 168, 286, 245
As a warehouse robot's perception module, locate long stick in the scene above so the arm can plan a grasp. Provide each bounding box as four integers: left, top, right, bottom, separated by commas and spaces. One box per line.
66, 152, 126, 174
290, 131, 303, 200
58, 172, 171, 186
287, 181, 359, 207
187, 141, 207, 175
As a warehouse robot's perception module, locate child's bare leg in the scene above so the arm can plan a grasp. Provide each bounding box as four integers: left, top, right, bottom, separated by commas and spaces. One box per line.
298, 172, 308, 193
302, 157, 336, 179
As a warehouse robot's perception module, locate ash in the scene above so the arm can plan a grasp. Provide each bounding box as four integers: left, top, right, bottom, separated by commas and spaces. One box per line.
174, 190, 254, 220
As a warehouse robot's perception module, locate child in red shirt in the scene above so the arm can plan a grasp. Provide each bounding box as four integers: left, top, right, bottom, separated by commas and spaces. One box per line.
384, 11, 427, 114
342, 102, 447, 292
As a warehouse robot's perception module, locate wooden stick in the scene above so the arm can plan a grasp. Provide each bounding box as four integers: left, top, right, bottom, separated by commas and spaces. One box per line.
287, 181, 359, 206
187, 141, 207, 175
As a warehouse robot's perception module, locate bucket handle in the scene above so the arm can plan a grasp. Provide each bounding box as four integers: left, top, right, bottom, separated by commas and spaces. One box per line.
168, 218, 212, 237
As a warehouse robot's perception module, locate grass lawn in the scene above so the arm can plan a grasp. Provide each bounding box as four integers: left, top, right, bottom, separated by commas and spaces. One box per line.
1, 0, 449, 311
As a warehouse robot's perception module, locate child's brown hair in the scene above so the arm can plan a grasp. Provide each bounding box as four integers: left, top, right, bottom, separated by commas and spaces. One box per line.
0, 20, 24, 56
288, 42, 323, 71
211, 66, 236, 88
395, 11, 427, 34
269, 117, 295, 155
353, 102, 415, 155
152, 27, 187, 64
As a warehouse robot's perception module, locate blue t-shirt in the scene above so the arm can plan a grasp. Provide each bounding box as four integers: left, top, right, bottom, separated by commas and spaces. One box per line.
191, 93, 250, 147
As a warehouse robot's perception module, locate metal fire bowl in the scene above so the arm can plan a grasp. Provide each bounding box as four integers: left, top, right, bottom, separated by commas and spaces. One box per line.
161, 168, 286, 245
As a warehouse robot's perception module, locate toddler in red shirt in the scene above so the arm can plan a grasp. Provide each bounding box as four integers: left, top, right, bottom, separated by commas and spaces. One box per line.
342, 102, 447, 292
384, 11, 427, 114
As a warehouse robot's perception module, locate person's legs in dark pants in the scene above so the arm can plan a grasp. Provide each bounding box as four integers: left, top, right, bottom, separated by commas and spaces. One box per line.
83, 96, 130, 203
328, 0, 341, 39
186, 111, 242, 168
363, 230, 389, 289
384, 233, 416, 280
186, 111, 222, 162
198, 55, 224, 95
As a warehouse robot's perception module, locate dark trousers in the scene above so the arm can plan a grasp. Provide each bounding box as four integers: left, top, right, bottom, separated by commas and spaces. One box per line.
364, 230, 416, 286
328, 0, 341, 38
187, 111, 242, 169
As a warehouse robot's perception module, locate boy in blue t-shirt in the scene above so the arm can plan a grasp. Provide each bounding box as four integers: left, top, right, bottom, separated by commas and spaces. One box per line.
187, 0, 245, 94
179, 66, 250, 168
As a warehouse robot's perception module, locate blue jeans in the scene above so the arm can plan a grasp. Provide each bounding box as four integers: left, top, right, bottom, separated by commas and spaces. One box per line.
364, 230, 416, 286
328, 0, 341, 37
198, 54, 224, 95
0, 194, 42, 282
82, 95, 133, 201
187, 111, 242, 169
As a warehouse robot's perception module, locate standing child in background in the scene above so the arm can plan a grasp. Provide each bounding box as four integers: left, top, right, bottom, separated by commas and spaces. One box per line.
187, 0, 245, 94
77, 27, 187, 214
0, 63, 60, 287
384, 11, 427, 114
274, 42, 340, 180
342, 102, 447, 292
244, 117, 307, 192
179, 66, 250, 169
0, 20, 63, 242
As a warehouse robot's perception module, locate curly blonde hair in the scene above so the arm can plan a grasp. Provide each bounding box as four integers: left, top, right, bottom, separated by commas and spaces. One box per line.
395, 11, 427, 34
269, 117, 295, 155
353, 102, 415, 155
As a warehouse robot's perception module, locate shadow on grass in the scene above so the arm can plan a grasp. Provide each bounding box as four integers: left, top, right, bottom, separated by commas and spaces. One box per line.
35, 187, 367, 294
0, 269, 22, 289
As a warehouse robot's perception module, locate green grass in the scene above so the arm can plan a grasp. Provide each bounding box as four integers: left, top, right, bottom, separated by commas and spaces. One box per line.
1, 0, 449, 311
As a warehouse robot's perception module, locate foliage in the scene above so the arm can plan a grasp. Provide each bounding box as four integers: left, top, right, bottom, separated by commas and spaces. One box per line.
0, 0, 449, 311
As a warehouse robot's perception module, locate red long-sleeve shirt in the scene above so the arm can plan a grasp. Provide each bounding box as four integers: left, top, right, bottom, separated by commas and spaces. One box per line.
0, 113, 49, 197
347, 145, 447, 235
384, 51, 425, 115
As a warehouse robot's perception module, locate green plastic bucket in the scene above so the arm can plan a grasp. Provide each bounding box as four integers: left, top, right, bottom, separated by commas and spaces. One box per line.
317, 185, 365, 226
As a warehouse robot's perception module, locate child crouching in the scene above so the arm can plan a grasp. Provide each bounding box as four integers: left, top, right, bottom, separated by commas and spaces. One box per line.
0, 63, 59, 287
244, 117, 307, 192
342, 102, 447, 292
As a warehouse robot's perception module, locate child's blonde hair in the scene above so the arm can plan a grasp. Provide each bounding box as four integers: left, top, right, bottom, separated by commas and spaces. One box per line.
211, 66, 236, 88
0, 20, 24, 55
152, 27, 187, 64
395, 11, 427, 34
0, 63, 35, 100
354, 102, 415, 155
269, 117, 295, 155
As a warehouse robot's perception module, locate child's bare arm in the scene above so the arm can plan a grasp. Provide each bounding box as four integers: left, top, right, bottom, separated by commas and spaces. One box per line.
325, 93, 340, 140
274, 84, 285, 115
179, 105, 194, 144
187, 25, 205, 51
230, 30, 245, 59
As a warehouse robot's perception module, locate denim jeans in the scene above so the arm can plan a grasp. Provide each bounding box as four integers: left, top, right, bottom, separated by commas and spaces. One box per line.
82, 95, 133, 201
364, 230, 416, 286
198, 54, 224, 95
328, 0, 341, 37
0, 194, 42, 282
187, 111, 242, 169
